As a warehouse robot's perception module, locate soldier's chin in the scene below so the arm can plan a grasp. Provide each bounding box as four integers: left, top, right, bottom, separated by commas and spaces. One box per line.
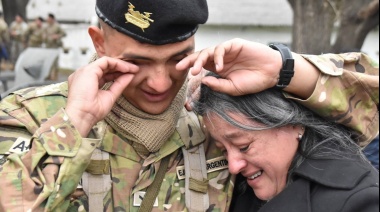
139, 101, 172, 115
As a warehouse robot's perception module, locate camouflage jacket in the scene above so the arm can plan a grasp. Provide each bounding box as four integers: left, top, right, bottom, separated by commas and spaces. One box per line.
0, 53, 378, 211
10, 21, 28, 42
25, 23, 45, 48
44, 23, 66, 48
0, 82, 234, 212
294, 53, 379, 146
0, 19, 8, 45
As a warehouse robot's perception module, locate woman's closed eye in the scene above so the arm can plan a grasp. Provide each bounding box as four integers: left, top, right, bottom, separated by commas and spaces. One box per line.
239, 145, 251, 153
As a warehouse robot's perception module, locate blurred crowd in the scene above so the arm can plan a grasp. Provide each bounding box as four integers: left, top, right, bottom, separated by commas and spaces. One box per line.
0, 12, 66, 70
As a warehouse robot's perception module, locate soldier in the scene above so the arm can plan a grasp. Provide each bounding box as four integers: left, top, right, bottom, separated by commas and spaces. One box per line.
9, 14, 28, 65
0, 1, 378, 212
24, 17, 45, 48
44, 13, 66, 80
44, 13, 66, 49
0, 11, 9, 69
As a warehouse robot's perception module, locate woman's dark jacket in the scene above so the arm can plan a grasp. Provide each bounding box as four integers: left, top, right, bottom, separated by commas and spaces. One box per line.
230, 157, 379, 212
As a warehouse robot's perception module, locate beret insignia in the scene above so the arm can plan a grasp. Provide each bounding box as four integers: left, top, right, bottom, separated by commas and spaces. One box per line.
125, 2, 154, 32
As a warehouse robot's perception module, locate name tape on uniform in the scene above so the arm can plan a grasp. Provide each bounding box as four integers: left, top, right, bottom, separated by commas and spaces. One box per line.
176, 156, 228, 180
8, 137, 31, 154
133, 191, 159, 207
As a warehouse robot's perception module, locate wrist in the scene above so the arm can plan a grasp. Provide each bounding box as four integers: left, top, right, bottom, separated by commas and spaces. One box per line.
283, 54, 319, 99
269, 43, 295, 89
65, 106, 96, 137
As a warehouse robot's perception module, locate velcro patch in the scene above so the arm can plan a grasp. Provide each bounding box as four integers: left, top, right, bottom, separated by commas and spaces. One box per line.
133, 191, 158, 207
8, 137, 31, 154
176, 156, 229, 180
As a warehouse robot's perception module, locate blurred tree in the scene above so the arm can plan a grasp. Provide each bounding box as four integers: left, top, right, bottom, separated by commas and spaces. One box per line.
288, 0, 379, 54
1, 0, 29, 25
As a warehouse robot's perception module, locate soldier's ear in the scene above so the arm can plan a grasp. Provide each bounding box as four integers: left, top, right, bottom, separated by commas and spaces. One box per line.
88, 26, 106, 57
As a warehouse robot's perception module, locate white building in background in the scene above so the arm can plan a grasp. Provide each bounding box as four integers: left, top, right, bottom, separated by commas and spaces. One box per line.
24, 0, 378, 70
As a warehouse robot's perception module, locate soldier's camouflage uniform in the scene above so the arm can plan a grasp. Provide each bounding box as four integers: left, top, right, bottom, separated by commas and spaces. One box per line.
0, 53, 378, 211
0, 18, 8, 46
44, 22, 66, 49
9, 20, 28, 64
25, 22, 45, 48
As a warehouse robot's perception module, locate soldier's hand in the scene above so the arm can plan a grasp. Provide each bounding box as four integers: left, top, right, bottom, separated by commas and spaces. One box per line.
66, 57, 139, 137
185, 68, 207, 111
177, 38, 282, 96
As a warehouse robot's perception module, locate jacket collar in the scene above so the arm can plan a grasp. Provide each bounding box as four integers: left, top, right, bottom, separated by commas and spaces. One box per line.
258, 158, 371, 212
293, 158, 371, 189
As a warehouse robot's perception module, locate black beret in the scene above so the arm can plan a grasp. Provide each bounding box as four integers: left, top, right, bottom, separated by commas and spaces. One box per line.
96, 0, 208, 45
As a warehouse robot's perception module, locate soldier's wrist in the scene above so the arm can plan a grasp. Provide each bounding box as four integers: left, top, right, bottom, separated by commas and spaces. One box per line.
64, 107, 95, 137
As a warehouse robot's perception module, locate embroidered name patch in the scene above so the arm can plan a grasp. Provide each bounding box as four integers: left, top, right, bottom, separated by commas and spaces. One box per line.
176, 156, 229, 180
8, 137, 31, 154
133, 191, 159, 207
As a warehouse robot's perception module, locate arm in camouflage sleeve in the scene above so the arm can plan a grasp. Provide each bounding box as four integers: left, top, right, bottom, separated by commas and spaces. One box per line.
0, 56, 138, 211
285, 53, 379, 146
0, 107, 99, 211
179, 40, 378, 146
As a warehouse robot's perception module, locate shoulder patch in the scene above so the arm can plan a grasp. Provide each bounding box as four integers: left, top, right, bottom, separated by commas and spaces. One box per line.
12, 82, 68, 100
8, 137, 31, 154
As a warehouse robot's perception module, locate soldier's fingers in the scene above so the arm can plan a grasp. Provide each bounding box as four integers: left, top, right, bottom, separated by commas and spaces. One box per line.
177, 48, 216, 76
202, 76, 242, 96
92, 57, 139, 78
176, 52, 200, 71
190, 49, 217, 76
105, 73, 135, 101
214, 44, 228, 72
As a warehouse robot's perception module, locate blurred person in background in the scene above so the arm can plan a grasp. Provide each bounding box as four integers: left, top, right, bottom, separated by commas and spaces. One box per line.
9, 14, 27, 65
24, 17, 45, 48
44, 13, 66, 80
44, 13, 66, 48
0, 11, 9, 69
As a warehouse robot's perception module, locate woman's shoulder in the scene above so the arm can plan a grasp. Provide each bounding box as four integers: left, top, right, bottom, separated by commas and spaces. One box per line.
300, 158, 379, 211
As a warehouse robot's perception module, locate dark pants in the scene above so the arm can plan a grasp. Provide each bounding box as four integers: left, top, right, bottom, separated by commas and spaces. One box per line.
364, 136, 379, 170
0, 44, 9, 61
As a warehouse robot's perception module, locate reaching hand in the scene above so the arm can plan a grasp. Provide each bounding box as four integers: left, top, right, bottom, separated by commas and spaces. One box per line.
66, 57, 139, 136
185, 68, 207, 111
177, 38, 283, 96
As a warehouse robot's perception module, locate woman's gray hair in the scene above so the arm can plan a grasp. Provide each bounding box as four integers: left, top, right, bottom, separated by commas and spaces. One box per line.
194, 73, 367, 183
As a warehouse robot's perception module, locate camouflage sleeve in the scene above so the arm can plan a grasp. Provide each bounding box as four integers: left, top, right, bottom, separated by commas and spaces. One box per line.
285, 53, 379, 147
0, 109, 100, 211
58, 25, 67, 38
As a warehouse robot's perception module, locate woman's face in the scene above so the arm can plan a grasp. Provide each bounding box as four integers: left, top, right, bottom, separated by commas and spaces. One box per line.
204, 113, 302, 201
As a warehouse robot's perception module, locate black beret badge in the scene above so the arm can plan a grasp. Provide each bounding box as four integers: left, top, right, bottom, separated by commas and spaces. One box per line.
125, 2, 154, 32
96, 0, 209, 45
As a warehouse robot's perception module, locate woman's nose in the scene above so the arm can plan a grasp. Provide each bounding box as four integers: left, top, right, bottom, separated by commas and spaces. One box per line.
227, 152, 247, 175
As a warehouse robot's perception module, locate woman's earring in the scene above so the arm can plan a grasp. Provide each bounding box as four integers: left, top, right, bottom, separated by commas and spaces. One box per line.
298, 133, 303, 141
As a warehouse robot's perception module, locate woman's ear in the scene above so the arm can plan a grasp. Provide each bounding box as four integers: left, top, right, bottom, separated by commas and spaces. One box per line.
88, 26, 106, 57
